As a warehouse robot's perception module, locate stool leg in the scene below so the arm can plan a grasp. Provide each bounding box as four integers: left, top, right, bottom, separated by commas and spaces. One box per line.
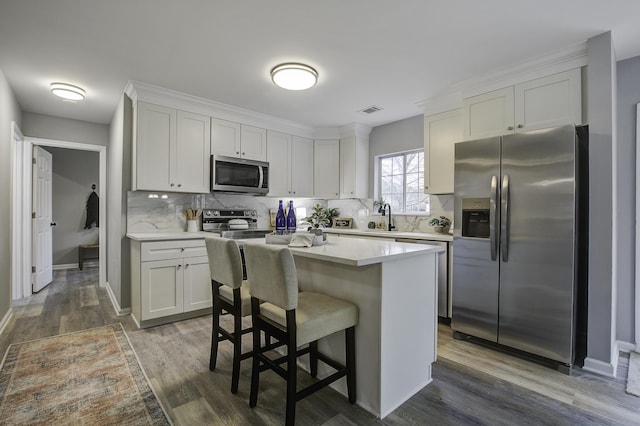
309, 340, 318, 378
78, 246, 83, 271
230, 299, 242, 394
209, 284, 220, 371
249, 323, 260, 407
345, 326, 356, 404
285, 337, 297, 426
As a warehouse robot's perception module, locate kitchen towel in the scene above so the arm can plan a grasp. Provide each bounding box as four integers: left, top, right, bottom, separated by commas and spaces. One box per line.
288, 233, 315, 247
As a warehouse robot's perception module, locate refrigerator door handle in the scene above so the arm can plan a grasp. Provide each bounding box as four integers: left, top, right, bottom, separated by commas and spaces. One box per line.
490, 175, 499, 261
501, 174, 510, 262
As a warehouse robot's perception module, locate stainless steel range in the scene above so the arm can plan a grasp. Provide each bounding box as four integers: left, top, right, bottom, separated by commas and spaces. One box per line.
201, 209, 273, 239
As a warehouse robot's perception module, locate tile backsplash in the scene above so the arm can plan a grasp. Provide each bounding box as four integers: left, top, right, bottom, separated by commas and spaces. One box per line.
127, 191, 454, 234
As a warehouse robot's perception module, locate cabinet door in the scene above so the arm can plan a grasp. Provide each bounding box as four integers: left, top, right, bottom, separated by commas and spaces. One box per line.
266, 130, 291, 197
340, 136, 356, 198
176, 111, 211, 193
424, 109, 463, 194
141, 258, 183, 320
240, 125, 267, 161
514, 68, 582, 132
135, 102, 176, 191
291, 136, 314, 197
463, 87, 514, 140
183, 255, 212, 312
314, 139, 340, 198
211, 118, 241, 158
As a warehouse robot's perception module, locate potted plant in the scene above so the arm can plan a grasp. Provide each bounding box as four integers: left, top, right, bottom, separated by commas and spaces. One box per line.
304, 204, 339, 230
428, 216, 451, 234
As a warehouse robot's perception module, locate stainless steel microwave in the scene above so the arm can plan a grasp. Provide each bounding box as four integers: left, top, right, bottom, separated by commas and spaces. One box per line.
210, 155, 269, 194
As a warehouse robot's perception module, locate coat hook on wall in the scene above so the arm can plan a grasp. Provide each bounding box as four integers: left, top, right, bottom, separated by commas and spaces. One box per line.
91, 184, 96, 190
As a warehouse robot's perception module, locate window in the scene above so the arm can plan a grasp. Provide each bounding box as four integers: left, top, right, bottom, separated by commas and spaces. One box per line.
378, 150, 429, 214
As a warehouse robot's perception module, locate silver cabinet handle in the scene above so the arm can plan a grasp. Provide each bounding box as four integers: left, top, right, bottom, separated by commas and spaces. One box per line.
507, 126, 514, 131
501, 174, 510, 262
517, 124, 524, 128
170, 183, 175, 187
490, 175, 499, 261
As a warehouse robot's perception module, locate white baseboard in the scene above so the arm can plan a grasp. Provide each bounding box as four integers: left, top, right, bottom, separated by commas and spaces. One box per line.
0, 308, 13, 337
52, 261, 99, 271
105, 281, 131, 317
583, 354, 617, 378
618, 340, 636, 353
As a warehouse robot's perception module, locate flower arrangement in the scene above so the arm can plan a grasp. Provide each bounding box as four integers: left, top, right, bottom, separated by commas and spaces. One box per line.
303, 204, 339, 228
428, 216, 451, 233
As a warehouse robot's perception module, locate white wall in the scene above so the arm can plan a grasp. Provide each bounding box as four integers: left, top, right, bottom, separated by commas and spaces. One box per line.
22, 112, 109, 146
0, 68, 22, 320
107, 94, 132, 311
586, 32, 617, 370
616, 55, 640, 345
47, 147, 100, 266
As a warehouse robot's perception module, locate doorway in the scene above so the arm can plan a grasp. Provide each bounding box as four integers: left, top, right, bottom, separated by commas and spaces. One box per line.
11, 131, 106, 299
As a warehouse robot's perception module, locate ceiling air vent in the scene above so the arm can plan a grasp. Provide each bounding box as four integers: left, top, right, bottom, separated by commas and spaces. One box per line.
359, 105, 383, 114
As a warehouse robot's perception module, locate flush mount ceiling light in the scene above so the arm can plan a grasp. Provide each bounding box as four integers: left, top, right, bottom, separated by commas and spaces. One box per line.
50, 83, 86, 101
270, 63, 318, 90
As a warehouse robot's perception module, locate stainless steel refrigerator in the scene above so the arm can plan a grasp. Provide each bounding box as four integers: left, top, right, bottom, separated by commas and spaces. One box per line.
452, 124, 588, 370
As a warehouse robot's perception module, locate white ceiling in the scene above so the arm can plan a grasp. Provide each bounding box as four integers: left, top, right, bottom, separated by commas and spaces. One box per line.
1, 1, 640, 128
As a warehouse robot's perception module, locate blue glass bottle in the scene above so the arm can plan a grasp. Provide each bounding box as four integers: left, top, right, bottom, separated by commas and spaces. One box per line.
275, 200, 286, 234
286, 200, 296, 232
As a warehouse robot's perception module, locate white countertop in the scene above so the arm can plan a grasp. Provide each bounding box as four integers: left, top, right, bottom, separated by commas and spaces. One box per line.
322, 227, 453, 242
126, 231, 444, 266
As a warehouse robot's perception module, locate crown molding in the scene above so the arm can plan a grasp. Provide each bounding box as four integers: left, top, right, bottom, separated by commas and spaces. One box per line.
340, 122, 372, 139
416, 41, 588, 115
416, 92, 464, 116
125, 80, 316, 139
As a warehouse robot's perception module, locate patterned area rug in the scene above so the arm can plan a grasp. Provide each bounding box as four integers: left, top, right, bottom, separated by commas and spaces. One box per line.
628, 351, 640, 397
0, 324, 171, 425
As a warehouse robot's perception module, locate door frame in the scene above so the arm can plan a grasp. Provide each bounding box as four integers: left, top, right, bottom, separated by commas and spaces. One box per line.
12, 134, 107, 299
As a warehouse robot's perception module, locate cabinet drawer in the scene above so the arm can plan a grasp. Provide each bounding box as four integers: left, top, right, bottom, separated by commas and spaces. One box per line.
141, 239, 206, 262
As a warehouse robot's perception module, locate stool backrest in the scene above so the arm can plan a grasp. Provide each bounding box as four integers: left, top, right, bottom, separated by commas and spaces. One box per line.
243, 242, 298, 310
204, 236, 243, 289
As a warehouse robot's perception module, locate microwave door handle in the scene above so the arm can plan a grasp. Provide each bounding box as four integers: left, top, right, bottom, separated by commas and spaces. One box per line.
490, 175, 499, 261
501, 174, 510, 262
258, 166, 264, 188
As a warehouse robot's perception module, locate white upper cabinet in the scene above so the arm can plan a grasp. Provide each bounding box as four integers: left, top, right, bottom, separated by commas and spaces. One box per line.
463, 68, 582, 140
424, 109, 463, 194
340, 135, 368, 199
266, 131, 291, 196
176, 110, 211, 193
211, 119, 267, 161
313, 139, 340, 198
211, 118, 241, 158
291, 136, 314, 196
514, 68, 582, 132
267, 131, 313, 197
241, 125, 267, 161
463, 87, 514, 140
134, 101, 210, 193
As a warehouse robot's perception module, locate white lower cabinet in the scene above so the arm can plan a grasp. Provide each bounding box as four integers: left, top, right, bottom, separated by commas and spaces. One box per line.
131, 239, 212, 327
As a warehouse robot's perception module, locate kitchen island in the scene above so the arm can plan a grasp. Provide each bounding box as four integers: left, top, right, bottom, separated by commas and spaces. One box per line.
127, 232, 443, 418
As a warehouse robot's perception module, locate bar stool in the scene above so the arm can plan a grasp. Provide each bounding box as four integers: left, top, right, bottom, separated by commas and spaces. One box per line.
205, 235, 252, 394
243, 242, 358, 426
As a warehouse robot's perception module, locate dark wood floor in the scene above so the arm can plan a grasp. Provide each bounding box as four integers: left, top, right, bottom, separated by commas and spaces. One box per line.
2, 268, 640, 425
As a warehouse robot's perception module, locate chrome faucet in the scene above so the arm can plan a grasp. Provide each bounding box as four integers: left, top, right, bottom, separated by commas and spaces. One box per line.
378, 203, 395, 231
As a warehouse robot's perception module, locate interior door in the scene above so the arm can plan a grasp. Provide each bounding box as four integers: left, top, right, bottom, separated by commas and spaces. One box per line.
32, 146, 53, 293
